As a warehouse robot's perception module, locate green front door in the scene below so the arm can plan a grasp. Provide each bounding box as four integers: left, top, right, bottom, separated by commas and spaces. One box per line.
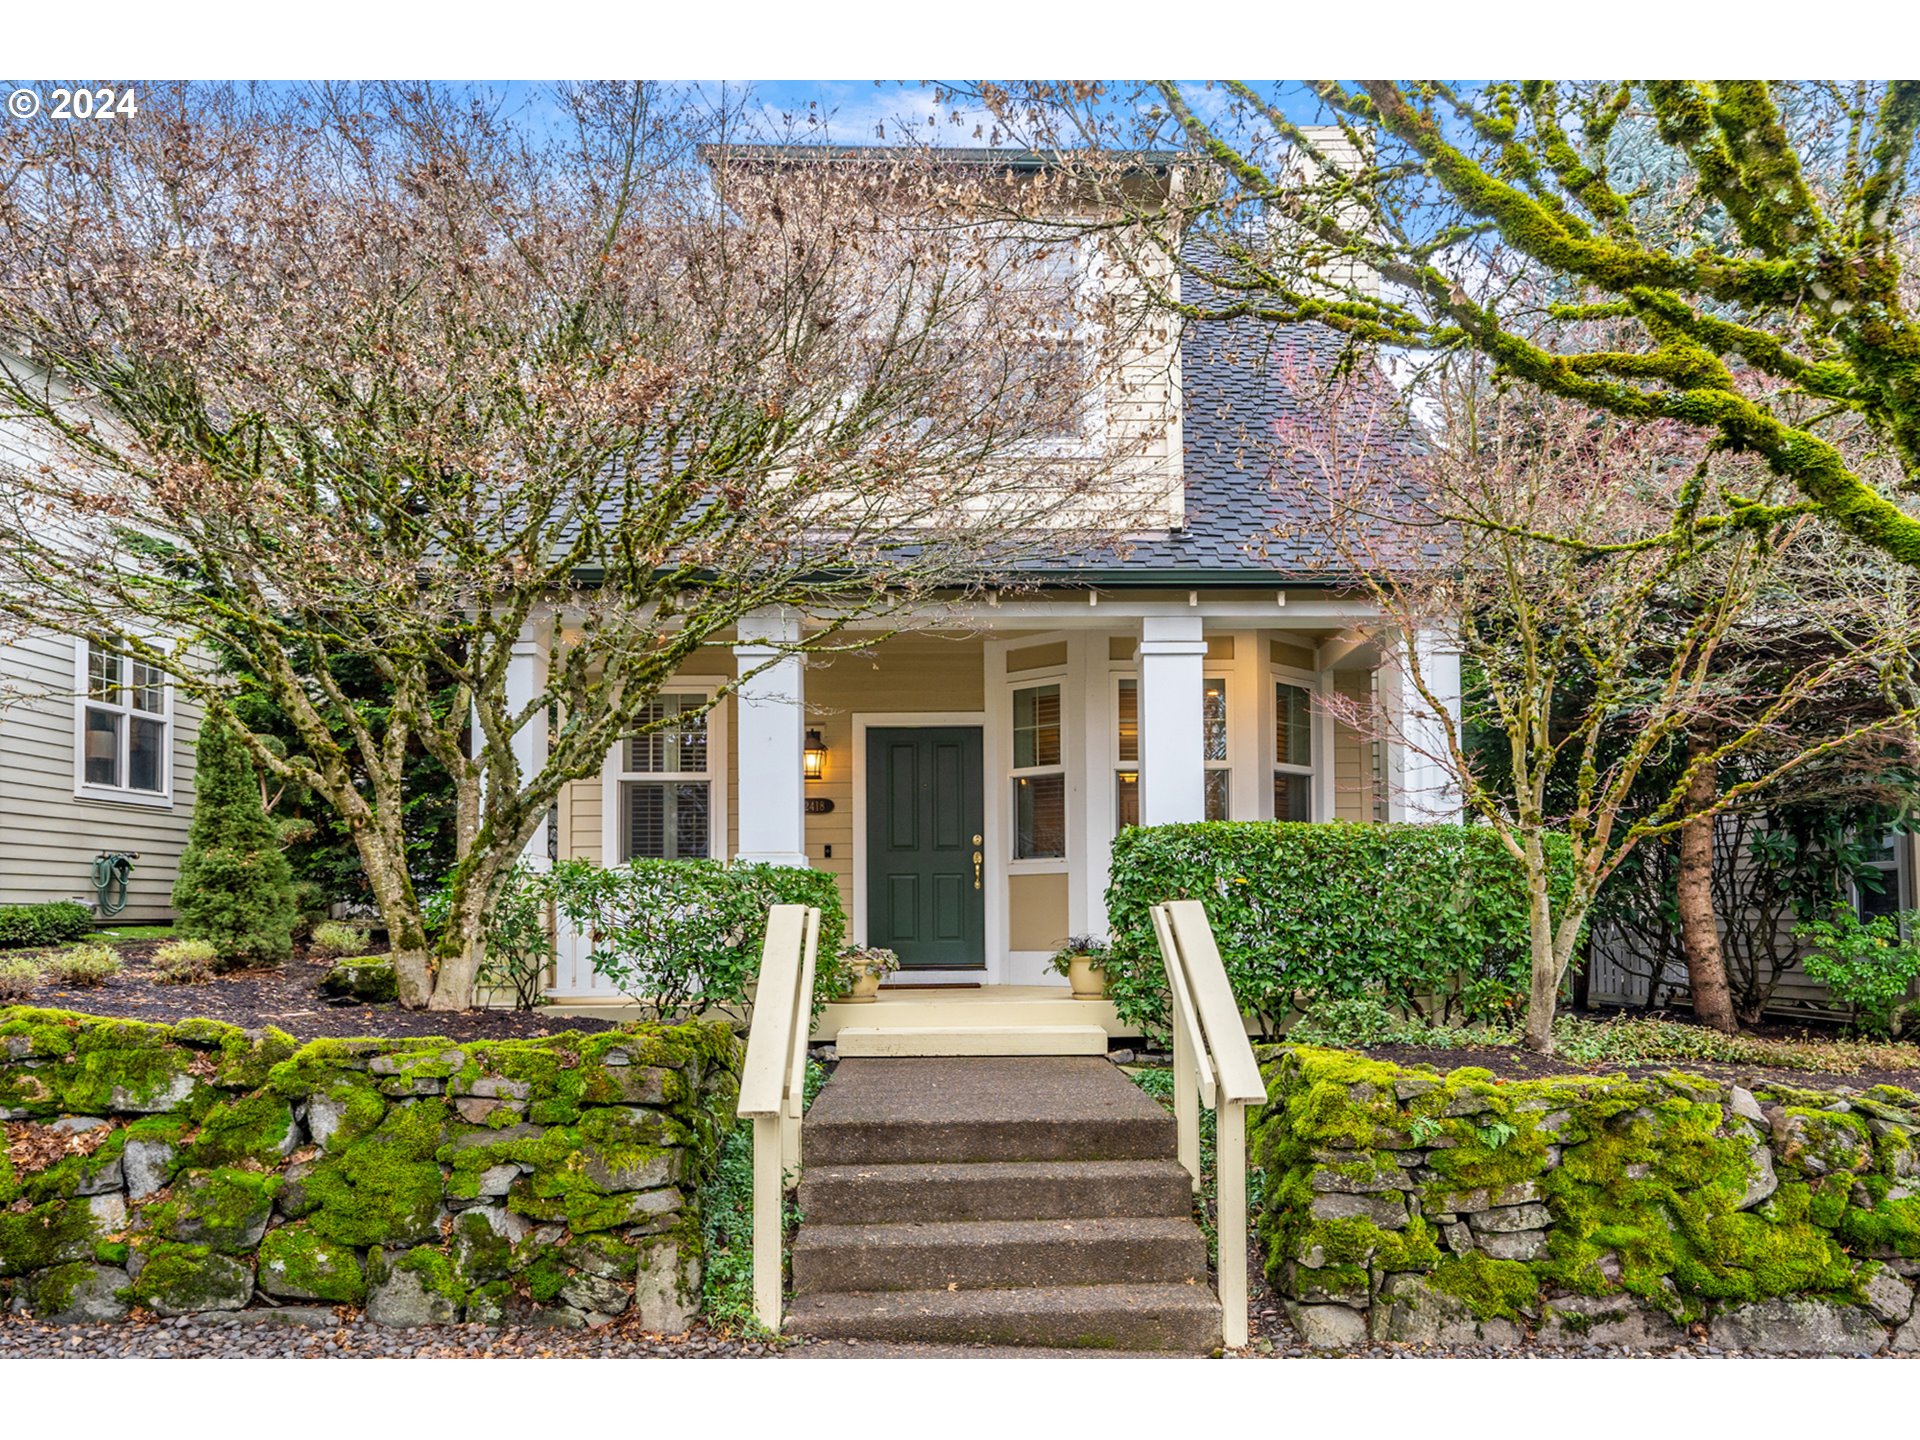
866, 726, 986, 970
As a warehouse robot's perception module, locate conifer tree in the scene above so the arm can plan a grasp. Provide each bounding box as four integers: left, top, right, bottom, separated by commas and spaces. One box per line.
173, 712, 298, 965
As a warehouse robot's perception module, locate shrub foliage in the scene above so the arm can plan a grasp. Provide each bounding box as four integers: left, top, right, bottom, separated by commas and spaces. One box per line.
1104, 821, 1575, 1037
0, 902, 94, 950
551, 858, 848, 1022
173, 714, 298, 966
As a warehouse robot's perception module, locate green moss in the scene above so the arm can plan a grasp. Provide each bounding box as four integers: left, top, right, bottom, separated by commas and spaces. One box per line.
120, 1241, 252, 1312
143, 1167, 279, 1252
0, 1009, 205, 1118
257, 1224, 366, 1303
395, 1245, 468, 1305
1428, 1252, 1539, 1320
1837, 1195, 1920, 1258
0, 1199, 101, 1276
301, 1102, 449, 1247
449, 1209, 519, 1284
189, 1093, 296, 1167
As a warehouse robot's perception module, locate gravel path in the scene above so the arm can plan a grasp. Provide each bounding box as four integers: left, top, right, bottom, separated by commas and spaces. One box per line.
0, 1311, 785, 1359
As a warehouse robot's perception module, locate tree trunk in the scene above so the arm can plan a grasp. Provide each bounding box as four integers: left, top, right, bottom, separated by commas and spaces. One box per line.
1523, 848, 1559, 1053
1677, 745, 1739, 1035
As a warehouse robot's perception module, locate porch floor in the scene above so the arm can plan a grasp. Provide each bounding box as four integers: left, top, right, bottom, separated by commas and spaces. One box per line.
542, 984, 1132, 1043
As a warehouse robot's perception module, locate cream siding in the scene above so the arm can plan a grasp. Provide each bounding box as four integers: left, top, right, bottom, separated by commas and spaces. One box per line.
1331, 669, 1374, 822
0, 630, 202, 921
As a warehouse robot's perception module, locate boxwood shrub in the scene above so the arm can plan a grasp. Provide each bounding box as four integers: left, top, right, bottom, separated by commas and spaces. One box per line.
1104, 821, 1574, 1038
550, 858, 849, 1022
0, 901, 94, 951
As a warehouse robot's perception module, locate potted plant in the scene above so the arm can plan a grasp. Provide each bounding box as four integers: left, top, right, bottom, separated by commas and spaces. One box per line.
838, 945, 900, 1003
1048, 935, 1111, 1000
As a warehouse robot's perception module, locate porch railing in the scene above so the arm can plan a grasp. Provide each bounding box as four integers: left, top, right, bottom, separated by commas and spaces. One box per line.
1150, 898, 1267, 1350
734, 902, 821, 1332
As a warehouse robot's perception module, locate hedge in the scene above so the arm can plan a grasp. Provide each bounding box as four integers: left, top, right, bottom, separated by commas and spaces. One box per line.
0, 902, 94, 951
1104, 821, 1575, 1037
550, 858, 849, 1022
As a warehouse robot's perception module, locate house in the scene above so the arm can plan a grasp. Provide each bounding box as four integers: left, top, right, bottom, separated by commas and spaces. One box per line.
0, 627, 202, 923
530, 141, 1463, 1008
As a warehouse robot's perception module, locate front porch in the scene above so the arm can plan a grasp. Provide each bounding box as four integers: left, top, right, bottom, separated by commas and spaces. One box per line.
530, 589, 1462, 1008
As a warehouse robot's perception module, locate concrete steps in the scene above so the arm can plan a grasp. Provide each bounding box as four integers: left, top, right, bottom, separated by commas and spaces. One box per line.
798, 1158, 1194, 1224
833, 1023, 1108, 1057
787, 1283, 1223, 1352
788, 1057, 1221, 1353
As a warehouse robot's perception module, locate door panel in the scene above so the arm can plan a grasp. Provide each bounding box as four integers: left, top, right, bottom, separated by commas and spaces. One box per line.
867, 726, 986, 969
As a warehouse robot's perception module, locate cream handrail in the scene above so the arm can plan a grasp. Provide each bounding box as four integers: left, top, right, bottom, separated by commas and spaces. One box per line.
1152, 898, 1266, 1350
735, 903, 820, 1332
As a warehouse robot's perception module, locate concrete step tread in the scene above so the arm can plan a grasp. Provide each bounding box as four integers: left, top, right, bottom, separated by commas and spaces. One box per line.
833, 1025, 1108, 1057
805, 1057, 1172, 1129
793, 1215, 1204, 1251
798, 1158, 1196, 1224
785, 1283, 1224, 1353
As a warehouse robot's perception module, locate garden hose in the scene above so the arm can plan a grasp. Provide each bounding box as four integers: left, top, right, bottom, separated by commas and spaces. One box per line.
91, 852, 137, 917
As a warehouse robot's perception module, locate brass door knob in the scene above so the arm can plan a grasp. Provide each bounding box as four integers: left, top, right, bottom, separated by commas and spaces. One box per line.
972, 851, 984, 889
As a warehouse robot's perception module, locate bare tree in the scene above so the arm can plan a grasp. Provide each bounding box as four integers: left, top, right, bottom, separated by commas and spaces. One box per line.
1265, 344, 1920, 1052
0, 82, 1172, 1008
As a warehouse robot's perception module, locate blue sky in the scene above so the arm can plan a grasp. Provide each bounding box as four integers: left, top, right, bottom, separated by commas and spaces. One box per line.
484, 80, 1332, 149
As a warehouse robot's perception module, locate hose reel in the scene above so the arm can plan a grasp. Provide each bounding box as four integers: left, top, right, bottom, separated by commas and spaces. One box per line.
91, 851, 139, 917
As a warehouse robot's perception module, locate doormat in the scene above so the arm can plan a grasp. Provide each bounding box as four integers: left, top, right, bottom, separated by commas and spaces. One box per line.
878, 983, 984, 991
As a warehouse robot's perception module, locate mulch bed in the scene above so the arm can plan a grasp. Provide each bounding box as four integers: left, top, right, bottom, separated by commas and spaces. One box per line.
8, 939, 626, 1041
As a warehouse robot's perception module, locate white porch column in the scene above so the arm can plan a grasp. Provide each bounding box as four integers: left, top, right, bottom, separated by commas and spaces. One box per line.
1388, 626, 1463, 823
1138, 615, 1208, 825
505, 615, 553, 867
733, 612, 808, 868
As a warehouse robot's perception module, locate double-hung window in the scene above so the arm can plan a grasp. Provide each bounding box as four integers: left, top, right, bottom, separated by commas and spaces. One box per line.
1273, 680, 1314, 821
1012, 682, 1066, 860
76, 638, 170, 802
1202, 676, 1230, 820
617, 693, 713, 862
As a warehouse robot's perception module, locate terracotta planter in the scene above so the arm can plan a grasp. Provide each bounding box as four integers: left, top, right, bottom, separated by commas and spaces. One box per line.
845, 970, 883, 1004
1067, 956, 1107, 1000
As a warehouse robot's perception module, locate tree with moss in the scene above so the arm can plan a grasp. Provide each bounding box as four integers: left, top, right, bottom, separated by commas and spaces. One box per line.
975, 80, 1920, 567
173, 711, 299, 966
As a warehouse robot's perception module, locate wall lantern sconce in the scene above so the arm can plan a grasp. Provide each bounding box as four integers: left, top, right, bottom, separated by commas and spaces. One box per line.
803, 729, 828, 782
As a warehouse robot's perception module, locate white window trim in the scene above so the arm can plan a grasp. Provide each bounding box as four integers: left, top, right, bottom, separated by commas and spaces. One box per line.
1270, 664, 1320, 822
599, 681, 729, 866
1006, 667, 1070, 874
1851, 828, 1911, 921
1112, 669, 1140, 836
71, 637, 174, 809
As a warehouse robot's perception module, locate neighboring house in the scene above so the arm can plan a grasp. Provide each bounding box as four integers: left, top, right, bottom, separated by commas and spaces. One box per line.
0, 628, 202, 923
1588, 819, 1917, 1020
535, 142, 1460, 1003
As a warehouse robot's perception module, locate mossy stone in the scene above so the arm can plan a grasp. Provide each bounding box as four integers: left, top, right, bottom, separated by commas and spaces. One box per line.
122, 1242, 253, 1315
257, 1224, 366, 1303
0, 1199, 101, 1277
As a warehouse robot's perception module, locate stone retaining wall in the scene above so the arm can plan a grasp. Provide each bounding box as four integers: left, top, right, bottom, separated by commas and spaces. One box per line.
0, 1007, 739, 1329
1256, 1046, 1920, 1354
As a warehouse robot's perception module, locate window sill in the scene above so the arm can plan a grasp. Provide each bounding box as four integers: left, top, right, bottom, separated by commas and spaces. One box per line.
73, 786, 174, 811
1007, 859, 1069, 875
